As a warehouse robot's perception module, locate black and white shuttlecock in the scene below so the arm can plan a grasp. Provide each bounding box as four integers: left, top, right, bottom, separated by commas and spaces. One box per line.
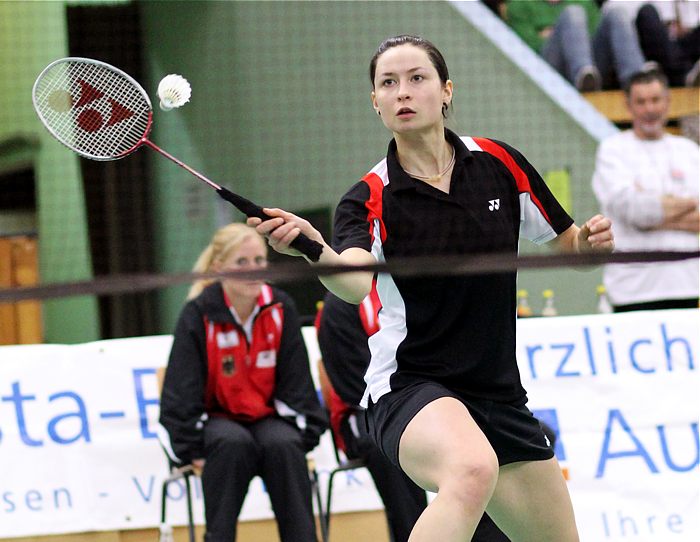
157, 74, 191, 111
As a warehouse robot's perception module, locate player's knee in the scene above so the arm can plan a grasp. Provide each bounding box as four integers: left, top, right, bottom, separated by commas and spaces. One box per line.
442, 453, 499, 507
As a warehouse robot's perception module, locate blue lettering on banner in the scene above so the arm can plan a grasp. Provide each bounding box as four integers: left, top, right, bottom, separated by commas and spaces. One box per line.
657, 422, 699, 473
583, 326, 597, 375
26, 490, 42, 511
0, 367, 162, 449
131, 474, 204, 504
597, 409, 658, 477
604, 327, 618, 374
552, 344, 578, 377
525, 344, 543, 379
629, 338, 654, 373
661, 324, 694, 371
99, 411, 125, 419
343, 469, 364, 487
522, 322, 696, 380
1, 488, 72, 513
596, 410, 700, 477
47, 391, 91, 445
1, 382, 43, 446
133, 368, 158, 439
2, 492, 13, 512
601, 510, 685, 537
132, 475, 155, 502
1, 472, 207, 517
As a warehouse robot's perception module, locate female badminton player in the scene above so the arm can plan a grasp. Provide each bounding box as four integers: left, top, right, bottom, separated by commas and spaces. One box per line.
249, 35, 614, 541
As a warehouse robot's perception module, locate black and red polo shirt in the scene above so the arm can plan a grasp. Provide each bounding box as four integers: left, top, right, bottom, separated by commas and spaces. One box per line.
332, 129, 573, 406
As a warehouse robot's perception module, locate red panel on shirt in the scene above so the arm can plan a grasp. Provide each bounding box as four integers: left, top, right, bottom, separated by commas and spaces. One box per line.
361, 172, 388, 243
473, 137, 551, 224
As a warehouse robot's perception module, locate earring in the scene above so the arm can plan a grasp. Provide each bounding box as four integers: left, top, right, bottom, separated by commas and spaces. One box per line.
376, 110, 381, 116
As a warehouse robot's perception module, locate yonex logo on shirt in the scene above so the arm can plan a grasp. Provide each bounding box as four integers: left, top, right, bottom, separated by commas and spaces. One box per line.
489, 198, 500, 211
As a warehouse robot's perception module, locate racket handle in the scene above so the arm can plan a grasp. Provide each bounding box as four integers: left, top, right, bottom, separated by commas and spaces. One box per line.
217, 186, 324, 262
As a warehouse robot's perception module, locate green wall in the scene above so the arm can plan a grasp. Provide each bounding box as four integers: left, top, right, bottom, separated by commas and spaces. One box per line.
1, 0, 608, 342
0, 0, 99, 343
141, 0, 604, 329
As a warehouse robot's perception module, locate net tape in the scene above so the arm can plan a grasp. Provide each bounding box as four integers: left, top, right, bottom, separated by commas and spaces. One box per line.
0, 249, 697, 303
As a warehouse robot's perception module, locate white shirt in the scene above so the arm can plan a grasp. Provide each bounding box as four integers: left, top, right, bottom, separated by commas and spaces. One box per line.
592, 130, 699, 305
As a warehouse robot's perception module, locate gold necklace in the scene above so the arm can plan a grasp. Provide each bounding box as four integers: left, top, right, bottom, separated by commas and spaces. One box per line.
402, 146, 456, 183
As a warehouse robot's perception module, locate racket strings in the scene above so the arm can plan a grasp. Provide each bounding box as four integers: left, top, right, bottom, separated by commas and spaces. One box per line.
34, 60, 151, 159
96, 66, 149, 154
75, 63, 150, 157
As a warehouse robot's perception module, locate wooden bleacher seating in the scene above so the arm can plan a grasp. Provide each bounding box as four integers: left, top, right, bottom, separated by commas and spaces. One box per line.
0, 235, 43, 345
583, 87, 699, 135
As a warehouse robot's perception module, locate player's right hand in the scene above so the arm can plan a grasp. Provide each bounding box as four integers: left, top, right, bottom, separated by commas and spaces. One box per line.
248, 208, 326, 260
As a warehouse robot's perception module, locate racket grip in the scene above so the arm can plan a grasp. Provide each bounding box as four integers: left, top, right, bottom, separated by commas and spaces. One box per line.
217, 186, 324, 262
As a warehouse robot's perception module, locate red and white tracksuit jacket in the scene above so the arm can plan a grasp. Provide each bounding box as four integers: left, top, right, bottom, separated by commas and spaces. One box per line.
160, 282, 327, 463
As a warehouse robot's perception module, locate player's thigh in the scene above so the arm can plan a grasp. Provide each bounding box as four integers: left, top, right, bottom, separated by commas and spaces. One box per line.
398, 396, 497, 493
486, 457, 579, 542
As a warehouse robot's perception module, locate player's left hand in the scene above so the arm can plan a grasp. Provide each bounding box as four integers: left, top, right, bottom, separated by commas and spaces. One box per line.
578, 214, 614, 253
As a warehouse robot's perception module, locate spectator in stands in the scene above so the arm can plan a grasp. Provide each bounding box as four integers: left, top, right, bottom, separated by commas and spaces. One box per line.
506, 0, 647, 91
636, 3, 700, 87
160, 223, 328, 542
592, 69, 699, 312
623, 1, 700, 142
608, 0, 700, 87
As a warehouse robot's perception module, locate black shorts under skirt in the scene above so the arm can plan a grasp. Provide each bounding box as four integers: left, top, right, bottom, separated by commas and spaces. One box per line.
366, 379, 554, 470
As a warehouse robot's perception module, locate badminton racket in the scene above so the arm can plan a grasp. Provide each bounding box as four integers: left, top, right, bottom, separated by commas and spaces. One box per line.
32, 57, 323, 262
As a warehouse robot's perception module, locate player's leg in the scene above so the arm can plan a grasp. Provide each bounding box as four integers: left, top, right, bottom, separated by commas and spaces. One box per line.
396, 396, 499, 541
486, 457, 579, 542
343, 411, 427, 542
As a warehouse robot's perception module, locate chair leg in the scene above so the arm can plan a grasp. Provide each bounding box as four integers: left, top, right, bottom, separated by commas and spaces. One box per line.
310, 468, 328, 542
161, 480, 168, 524
325, 470, 339, 536
184, 474, 196, 542
160, 481, 174, 542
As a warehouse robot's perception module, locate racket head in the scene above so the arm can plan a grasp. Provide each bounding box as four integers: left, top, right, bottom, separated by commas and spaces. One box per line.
32, 57, 153, 161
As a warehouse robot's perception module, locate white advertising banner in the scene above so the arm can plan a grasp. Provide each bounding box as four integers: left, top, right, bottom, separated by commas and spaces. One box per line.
0, 310, 697, 540
516, 310, 699, 542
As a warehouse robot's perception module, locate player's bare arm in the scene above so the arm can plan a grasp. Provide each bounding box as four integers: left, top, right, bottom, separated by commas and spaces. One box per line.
248, 210, 374, 304
549, 214, 614, 253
